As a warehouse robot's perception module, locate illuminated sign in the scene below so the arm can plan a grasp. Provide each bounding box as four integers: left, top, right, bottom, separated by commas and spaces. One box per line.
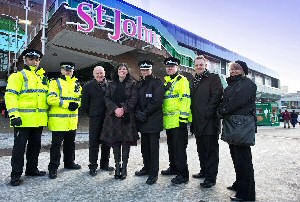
67, 2, 161, 49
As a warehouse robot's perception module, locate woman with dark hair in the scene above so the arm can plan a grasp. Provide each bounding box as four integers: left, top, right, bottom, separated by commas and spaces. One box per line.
218, 61, 256, 201
101, 63, 139, 180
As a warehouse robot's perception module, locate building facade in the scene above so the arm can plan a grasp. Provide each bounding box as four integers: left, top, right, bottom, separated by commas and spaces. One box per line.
0, 0, 281, 103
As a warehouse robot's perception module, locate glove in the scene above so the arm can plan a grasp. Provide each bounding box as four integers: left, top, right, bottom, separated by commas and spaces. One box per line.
135, 110, 147, 123
179, 121, 187, 128
68, 102, 79, 111
10, 117, 22, 127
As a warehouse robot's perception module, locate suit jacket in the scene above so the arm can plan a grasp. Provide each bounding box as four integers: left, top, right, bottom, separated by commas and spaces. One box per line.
81, 79, 107, 118
191, 71, 223, 136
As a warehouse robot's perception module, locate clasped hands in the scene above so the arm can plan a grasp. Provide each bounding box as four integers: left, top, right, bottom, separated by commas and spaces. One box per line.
115, 107, 124, 118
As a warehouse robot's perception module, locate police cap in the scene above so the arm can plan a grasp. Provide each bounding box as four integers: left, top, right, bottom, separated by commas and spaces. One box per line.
164, 57, 180, 66
60, 62, 75, 71
138, 60, 153, 70
22, 49, 43, 59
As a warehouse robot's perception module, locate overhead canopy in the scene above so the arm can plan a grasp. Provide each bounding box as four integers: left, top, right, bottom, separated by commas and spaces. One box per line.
0, 17, 26, 53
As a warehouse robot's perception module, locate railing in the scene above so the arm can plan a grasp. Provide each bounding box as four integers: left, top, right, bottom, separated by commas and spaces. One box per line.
256, 84, 281, 95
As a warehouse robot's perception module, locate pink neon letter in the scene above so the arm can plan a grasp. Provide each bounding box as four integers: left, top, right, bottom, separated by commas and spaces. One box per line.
108, 9, 121, 41
77, 3, 94, 33
123, 19, 137, 37
95, 4, 106, 27
137, 16, 149, 42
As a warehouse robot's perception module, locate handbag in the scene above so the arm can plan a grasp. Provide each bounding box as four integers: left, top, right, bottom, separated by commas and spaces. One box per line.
221, 115, 255, 146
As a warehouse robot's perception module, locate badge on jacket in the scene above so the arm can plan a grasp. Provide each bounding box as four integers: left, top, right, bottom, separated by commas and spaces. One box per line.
146, 93, 153, 98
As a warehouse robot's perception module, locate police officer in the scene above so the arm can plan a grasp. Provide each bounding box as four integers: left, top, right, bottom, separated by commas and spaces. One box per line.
134, 60, 165, 185
5, 49, 48, 186
81, 66, 114, 176
161, 57, 191, 184
47, 62, 82, 179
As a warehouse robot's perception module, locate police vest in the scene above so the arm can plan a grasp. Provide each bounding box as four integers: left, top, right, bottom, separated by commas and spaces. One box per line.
47, 76, 81, 131
5, 66, 48, 127
163, 74, 191, 129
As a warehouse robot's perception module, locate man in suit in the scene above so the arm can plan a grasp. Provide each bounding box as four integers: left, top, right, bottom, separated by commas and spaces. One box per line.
190, 55, 223, 188
81, 66, 114, 176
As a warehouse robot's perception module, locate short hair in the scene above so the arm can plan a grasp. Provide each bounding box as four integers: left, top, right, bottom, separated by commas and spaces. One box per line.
194, 55, 207, 62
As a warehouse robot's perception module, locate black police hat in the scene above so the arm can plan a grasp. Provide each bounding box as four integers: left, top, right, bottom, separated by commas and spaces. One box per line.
235, 60, 248, 75
60, 62, 75, 71
138, 60, 153, 70
164, 57, 180, 66
22, 49, 43, 59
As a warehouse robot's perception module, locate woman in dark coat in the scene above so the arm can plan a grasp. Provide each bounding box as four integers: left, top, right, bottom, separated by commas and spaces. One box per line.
218, 61, 256, 201
101, 63, 139, 180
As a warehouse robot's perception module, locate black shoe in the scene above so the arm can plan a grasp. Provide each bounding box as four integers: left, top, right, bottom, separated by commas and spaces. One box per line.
49, 170, 57, 179
25, 170, 46, 176
161, 167, 177, 175
10, 178, 22, 186
146, 175, 158, 185
135, 168, 149, 176
171, 175, 189, 184
100, 165, 114, 172
192, 172, 205, 179
64, 163, 81, 170
89, 169, 97, 177
200, 180, 216, 188
227, 186, 237, 191
230, 196, 244, 201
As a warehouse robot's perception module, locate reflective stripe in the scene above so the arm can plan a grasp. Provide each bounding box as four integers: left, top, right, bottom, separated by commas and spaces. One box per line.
164, 111, 180, 116
20, 89, 48, 94
61, 97, 80, 101
20, 70, 28, 90
56, 79, 63, 107
18, 109, 36, 112
6, 89, 19, 95
18, 109, 47, 113
8, 108, 18, 113
182, 94, 190, 98
164, 94, 179, 99
48, 92, 58, 97
180, 112, 190, 116
49, 114, 78, 118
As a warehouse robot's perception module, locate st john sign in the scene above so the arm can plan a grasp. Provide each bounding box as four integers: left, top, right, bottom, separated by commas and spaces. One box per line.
66, 2, 162, 50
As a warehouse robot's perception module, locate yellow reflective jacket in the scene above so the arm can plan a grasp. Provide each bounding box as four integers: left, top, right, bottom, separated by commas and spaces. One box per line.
163, 74, 191, 129
47, 75, 82, 131
5, 66, 48, 127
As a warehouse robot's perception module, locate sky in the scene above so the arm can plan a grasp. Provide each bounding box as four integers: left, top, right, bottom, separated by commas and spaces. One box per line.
124, 0, 300, 93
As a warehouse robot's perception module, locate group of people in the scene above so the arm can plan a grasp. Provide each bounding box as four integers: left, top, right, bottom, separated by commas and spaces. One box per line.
282, 109, 299, 128
5, 48, 257, 201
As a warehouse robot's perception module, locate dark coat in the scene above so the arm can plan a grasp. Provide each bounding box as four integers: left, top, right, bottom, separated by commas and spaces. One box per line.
81, 79, 107, 118
219, 75, 257, 116
190, 71, 223, 136
136, 75, 165, 133
101, 75, 139, 144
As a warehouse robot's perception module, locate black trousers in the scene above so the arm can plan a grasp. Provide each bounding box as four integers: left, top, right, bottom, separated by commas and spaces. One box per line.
48, 130, 76, 170
141, 132, 160, 177
229, 144, 256, 201
166, 127, 189, 178
11, 127, 43, 179
89, 117, 111, 170
195, 135, 219, 182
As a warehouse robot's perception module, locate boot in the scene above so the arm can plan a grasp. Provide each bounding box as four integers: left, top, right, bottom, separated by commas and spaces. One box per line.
113, 146, 121, 179
114, 162, 121, 179
120, 145, 130, 180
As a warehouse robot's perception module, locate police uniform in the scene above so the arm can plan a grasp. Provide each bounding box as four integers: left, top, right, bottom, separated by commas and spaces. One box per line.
134, 60, 165, 185
47, 62, 82, 179
5, 49, 48, 186
161, 57, 191, 184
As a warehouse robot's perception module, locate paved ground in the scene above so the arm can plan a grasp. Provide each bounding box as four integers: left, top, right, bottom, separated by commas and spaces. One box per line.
0, 116, 299, 201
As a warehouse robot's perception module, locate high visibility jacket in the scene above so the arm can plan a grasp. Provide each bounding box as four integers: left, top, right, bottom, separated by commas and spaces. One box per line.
47, 75, 82, 131
163, 74, 191, 129
5, 65, 48, 127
